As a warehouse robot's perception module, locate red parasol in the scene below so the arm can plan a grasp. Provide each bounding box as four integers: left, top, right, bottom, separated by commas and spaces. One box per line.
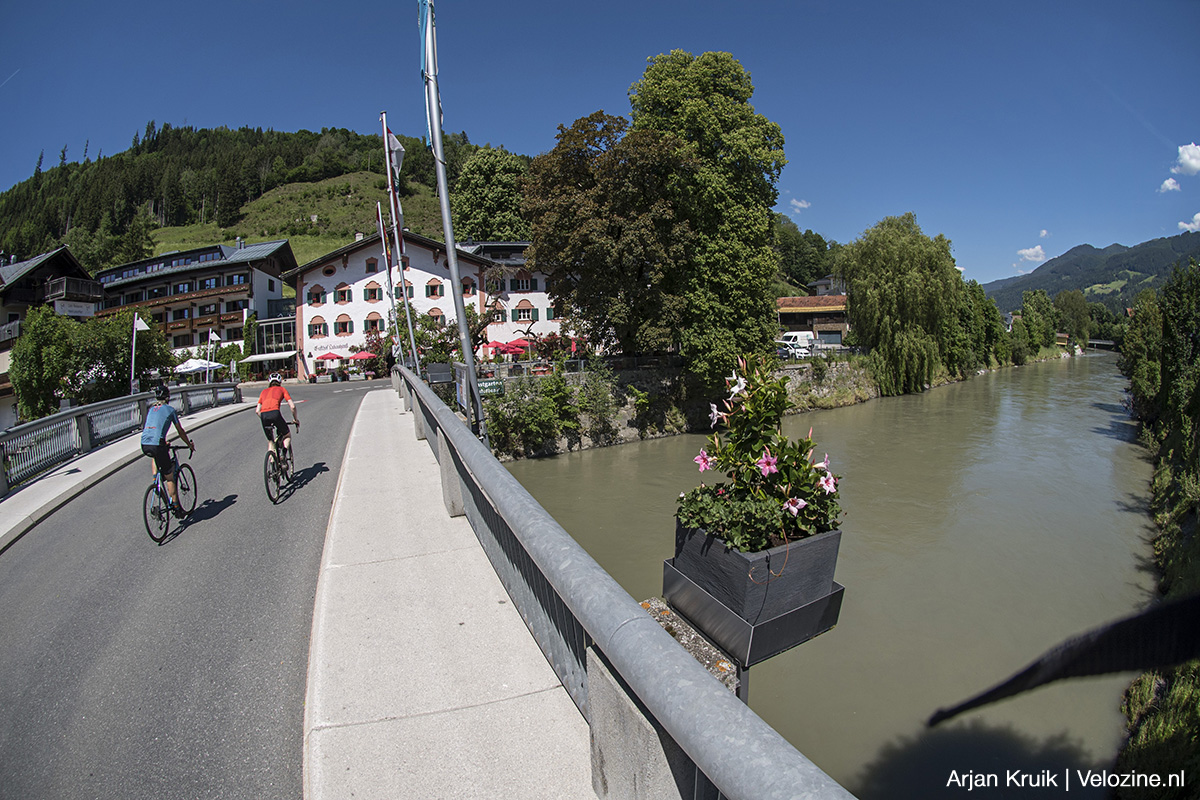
315, 352, 343, 360
507, 338, 531, 348
347, 351, 375, 360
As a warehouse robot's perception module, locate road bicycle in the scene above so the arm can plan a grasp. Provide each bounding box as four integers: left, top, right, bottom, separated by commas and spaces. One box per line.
142, 445, 197, 543
264, 421, 297, 504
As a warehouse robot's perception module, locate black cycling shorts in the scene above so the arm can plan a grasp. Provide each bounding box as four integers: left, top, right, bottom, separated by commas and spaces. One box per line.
260, 409, 288, 443
141, 443, 174, 476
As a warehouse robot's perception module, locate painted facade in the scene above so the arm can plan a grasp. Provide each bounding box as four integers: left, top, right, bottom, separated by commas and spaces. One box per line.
287, 232, 560, 377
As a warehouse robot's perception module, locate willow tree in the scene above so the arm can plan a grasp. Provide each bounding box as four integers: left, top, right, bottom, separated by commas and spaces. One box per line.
839, 212, 962, 395
629, 50, 786, 387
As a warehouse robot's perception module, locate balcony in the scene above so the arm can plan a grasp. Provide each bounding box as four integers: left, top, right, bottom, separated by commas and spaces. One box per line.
45, 277, 104, 303
0, 320, 20, 345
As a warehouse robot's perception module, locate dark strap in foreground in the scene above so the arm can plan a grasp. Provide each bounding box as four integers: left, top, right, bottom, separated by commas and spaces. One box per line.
928, 592, 1200, 727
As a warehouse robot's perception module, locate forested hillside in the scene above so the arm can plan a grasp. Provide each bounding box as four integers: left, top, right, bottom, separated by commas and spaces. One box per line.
0, 122, 480, 272
983, 231, 1200, 314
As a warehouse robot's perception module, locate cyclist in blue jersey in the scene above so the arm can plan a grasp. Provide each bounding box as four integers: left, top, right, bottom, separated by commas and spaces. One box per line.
140, 384, 195, 517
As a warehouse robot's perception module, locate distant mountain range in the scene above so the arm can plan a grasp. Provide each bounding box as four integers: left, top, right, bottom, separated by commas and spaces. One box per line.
982, 231, 1200, 313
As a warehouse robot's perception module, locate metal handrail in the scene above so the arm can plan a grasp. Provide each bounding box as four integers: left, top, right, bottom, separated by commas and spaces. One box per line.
0, 383, 242, 496
395, 365, 853, 800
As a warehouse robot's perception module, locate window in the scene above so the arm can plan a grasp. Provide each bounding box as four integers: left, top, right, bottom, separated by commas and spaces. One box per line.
425, 282, 444, 298
225, 299, 248, 313
200, 277, 219, 290
172, 308, 191, 321
124, 292, 143, 304
228, 273, 248, 285
308, 288, 326, 306
364, 317, 384, 332
364, 286, 383, 302
510, 277, 538, 292
198, 303, 218, 316
227, 327, 243, 340
516, 308, 533, 322
335, 286, 352, 303
366, 259, 378, 274
173, 334, 192, 348
149, 286, 167, 299
428, 308, 444, 324
268, 279, 276, 292
173, 282, 191, 295
308, 320, 329, 338
151, 313, 164, 324
396, 285, 413, 299
462, 280, 476, 296
322, 266, 336, 277
335, 316, 354, 336
492, 309, 506, 323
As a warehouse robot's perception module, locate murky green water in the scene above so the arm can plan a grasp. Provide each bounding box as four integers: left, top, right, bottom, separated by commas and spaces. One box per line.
506, 353, 1156, 797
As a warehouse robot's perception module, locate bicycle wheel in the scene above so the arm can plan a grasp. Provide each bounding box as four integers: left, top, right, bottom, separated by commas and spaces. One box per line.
143, 482, 170, 543
282, 442, 294, 482
175, 463, 198, 515
264, 450, 282, 504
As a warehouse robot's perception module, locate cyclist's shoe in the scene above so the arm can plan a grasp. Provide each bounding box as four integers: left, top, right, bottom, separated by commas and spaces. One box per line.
171, 503, 186, 519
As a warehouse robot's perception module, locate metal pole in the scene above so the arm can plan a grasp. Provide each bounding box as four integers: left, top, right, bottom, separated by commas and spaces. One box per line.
381, 112, 421, 375
420, 3, 487, 440
129, 313, 137, 395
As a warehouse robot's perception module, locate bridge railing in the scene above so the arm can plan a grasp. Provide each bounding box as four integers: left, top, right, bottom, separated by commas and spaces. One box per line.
393, 365, 853, 800
0, 383, 242, 496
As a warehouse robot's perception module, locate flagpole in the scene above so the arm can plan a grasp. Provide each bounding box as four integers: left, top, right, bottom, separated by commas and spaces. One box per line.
419, 0, 487, 439
381, 112, 421, 375
375, 201, 402, 350
130, 313, 138, 395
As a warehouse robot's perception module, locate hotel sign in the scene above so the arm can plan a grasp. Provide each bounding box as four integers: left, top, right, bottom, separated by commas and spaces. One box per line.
54, 300, 96, 318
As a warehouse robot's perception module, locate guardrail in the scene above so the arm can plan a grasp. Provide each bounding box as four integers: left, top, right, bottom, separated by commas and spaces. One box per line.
0, 383, 242, 496
392, 366, 852, 800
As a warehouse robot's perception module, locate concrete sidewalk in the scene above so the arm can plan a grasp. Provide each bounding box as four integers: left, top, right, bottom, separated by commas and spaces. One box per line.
0, 400, 255, 553
303, 388, 593, 799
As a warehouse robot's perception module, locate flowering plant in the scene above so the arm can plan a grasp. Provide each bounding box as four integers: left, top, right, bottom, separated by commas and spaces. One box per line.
676, 354, 842, 553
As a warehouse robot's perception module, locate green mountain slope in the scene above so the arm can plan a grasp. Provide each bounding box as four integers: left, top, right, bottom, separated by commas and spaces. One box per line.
152, 172, 445, 266
983, 232, 1200, 312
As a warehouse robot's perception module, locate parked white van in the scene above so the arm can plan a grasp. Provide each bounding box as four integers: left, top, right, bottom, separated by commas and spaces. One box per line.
779, 331, 816, 349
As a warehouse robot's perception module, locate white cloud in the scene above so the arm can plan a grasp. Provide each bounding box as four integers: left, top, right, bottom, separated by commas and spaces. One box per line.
1039, 229, 1050, 238
790, 198, 811, 213
1171, 143, 1200, 176
1159, 178, 1182, 193
1179, 212, 1200, 232
1017, 245, 1046, 263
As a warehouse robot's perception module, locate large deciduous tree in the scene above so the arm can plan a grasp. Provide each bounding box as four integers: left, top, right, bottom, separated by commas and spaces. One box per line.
9, 308, 174, 420
524, 111, 696, 356
451, 147, 531, 242
838, 212, 963, 395
1054, 289, 1091, 346
629, 50, 786, 387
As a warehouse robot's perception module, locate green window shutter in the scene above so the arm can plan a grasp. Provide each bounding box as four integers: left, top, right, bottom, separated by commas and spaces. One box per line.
510, 278, 518, 292
349, 320, 355, 334
500, 310, 508, 322
531, 308, 539, 322
547, 307, 555, 321
530, 278, 539, 291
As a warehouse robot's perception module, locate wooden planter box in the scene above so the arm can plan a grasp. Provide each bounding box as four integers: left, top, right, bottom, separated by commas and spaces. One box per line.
664, 521, 844, 668
673, 521, 840, 624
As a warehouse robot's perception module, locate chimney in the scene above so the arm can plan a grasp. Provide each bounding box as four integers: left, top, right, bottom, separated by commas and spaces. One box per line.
235, 237, 244, 250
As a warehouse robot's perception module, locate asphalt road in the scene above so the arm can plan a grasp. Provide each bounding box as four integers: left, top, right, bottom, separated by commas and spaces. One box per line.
0, 381, 382, 800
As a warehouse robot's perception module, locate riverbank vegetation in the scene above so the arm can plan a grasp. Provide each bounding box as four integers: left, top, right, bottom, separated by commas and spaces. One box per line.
1114, 258, 1199, 798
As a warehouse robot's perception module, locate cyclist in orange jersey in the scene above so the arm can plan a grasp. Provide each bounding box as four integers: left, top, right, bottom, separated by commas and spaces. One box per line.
256, 372, 299, 455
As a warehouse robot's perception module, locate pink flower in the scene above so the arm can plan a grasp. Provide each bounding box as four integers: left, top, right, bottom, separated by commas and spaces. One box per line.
756, 449, 778, 477
727, 373, 747, 398
694, 449, 714, 472
818, 473, 838, 494
709, 403, 723, 429
783, 496, 807, 516
817, 453, 831, 472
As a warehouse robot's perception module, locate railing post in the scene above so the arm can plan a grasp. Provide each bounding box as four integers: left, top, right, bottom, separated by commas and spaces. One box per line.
437, 428, 465, 517
0, 455, 9, 496
75, 412, 93, 454
412, 393, 426, 441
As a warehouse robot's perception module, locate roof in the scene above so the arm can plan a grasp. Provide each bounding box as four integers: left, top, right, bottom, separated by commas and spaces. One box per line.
284, 230, 495, 284
97, 240, 298, 290
0, 246, 91, 289
777, 295, 848, 313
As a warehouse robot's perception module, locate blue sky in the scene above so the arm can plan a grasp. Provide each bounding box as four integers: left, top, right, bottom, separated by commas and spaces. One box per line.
1, 0, 1197, 285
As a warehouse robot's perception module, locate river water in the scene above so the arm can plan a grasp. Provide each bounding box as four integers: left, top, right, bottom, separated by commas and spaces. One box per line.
505, 353, 1156, 798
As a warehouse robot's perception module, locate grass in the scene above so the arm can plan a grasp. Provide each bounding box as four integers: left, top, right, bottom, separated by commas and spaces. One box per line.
152, 172, 446, 267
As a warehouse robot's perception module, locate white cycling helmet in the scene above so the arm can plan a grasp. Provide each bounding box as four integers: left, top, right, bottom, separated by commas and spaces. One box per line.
268, 372, 282, 385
